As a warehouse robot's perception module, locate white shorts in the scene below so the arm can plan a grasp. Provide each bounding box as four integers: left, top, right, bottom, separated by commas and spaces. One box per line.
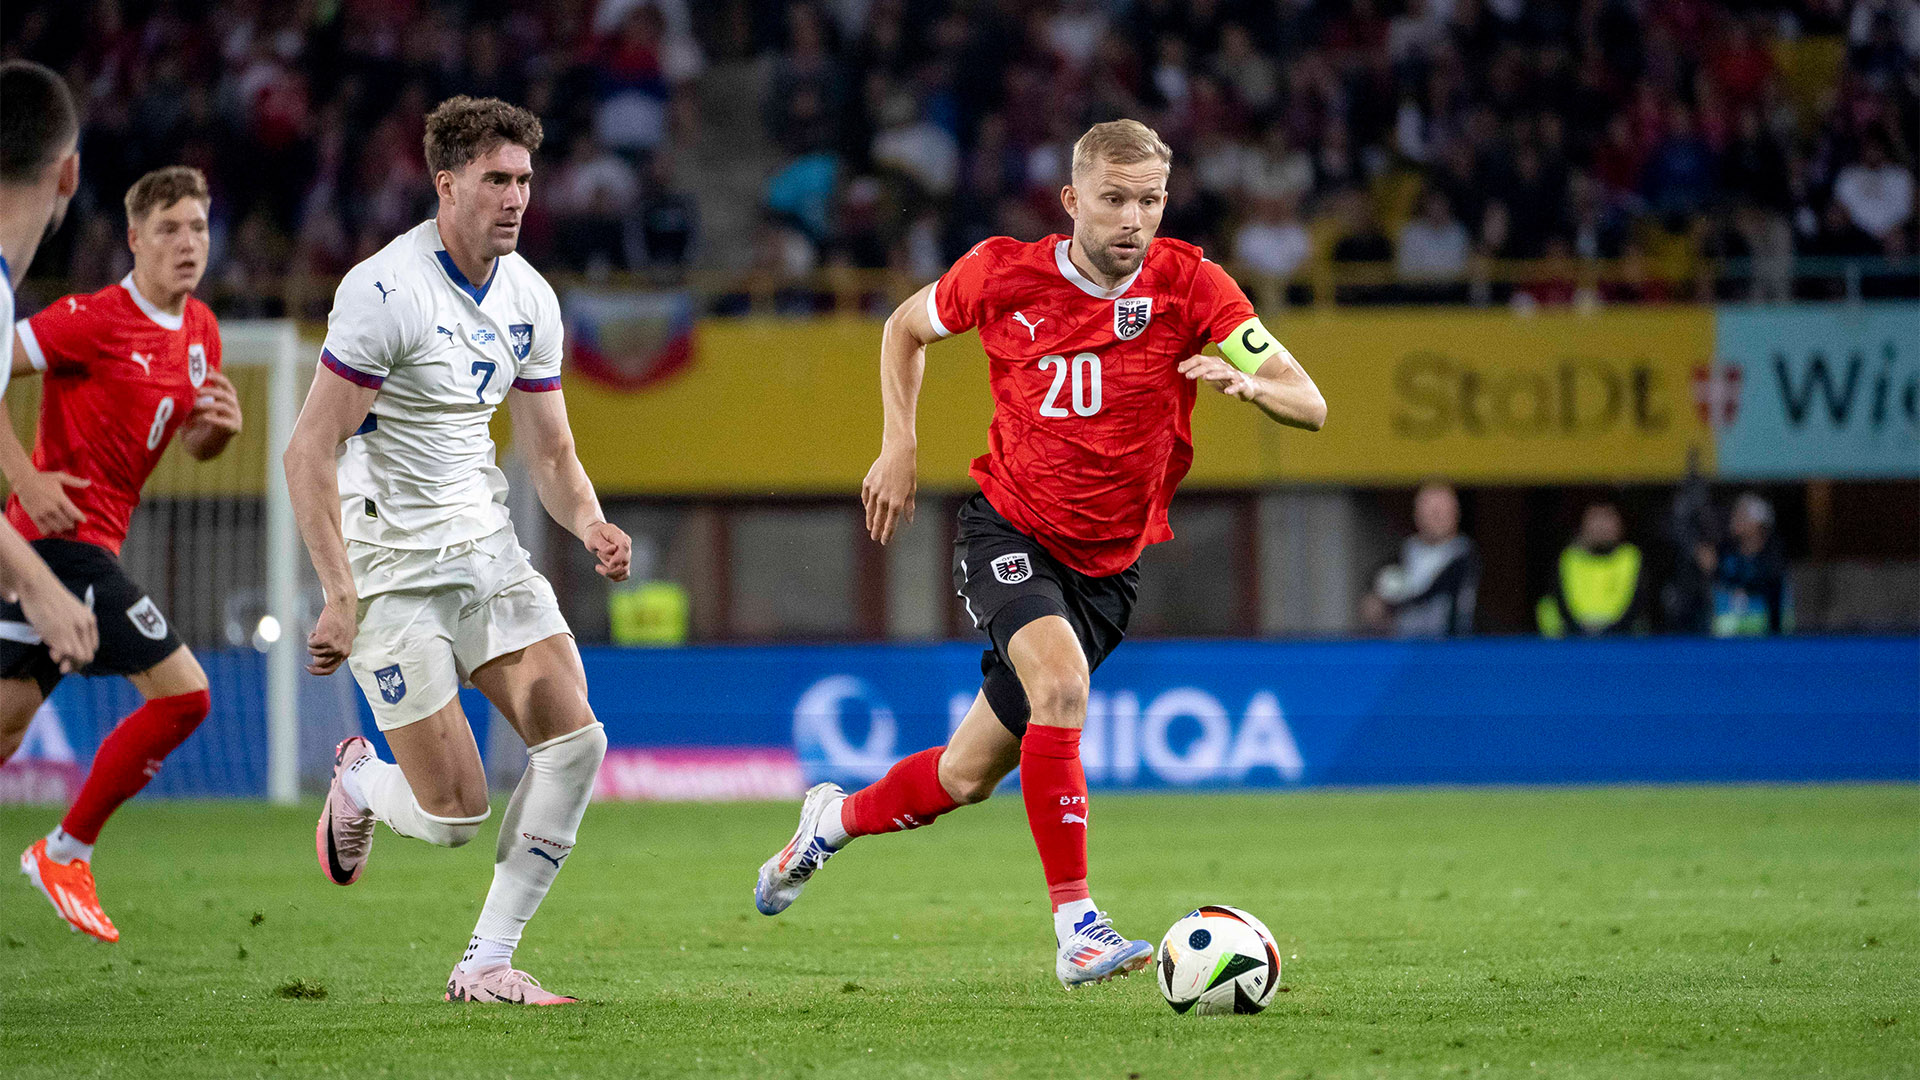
346, 525, 572, 730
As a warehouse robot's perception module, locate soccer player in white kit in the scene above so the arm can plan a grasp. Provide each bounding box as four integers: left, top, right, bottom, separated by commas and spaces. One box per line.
284, 96, 631, 1004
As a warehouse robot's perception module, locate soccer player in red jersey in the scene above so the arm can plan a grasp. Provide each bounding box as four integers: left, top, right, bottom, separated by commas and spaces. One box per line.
757, 120, 1327, 986
5, 166, 243, 942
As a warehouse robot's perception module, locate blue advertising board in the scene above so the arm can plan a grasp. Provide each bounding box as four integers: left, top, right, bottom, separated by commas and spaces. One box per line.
5, 638, 1914, 800
1712, 303, 1920, 478
580, 637, 1918, 794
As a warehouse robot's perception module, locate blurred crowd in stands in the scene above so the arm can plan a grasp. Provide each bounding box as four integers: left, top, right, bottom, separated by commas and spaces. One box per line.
5, 0, 706, 314
751, 0, 1918, 305
5, 0, 1918, 313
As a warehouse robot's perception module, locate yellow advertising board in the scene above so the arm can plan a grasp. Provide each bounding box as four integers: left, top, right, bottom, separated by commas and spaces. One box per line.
3, 308, 1712, 501
562, 307, 1717, 491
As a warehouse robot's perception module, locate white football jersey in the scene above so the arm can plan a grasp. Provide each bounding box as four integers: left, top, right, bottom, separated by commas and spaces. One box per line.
320, 220, 564, 549
1, 245, 15, 403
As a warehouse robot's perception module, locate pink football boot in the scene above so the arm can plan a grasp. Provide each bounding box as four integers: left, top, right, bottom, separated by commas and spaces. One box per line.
445, 964, 581, 1004
316, 736, 377, 886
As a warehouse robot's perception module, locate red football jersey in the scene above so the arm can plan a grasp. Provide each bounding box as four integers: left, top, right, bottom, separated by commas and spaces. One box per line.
930, 234, 1256, 576
10, 276, 223, 555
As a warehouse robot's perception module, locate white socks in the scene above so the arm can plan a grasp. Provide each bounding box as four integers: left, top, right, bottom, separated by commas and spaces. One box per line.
345, 755, 489, 848
459, 722, 606, 974
1053, 897, 1099, 947
44, 827, 92, 865
818, 792, 851, 849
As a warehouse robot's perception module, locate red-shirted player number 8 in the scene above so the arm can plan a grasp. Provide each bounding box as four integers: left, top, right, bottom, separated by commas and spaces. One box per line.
1038, 352, 1103, 418
147, 397, 176, 451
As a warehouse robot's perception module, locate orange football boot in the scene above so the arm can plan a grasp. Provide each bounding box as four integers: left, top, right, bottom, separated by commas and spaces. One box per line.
20, 838, 119, 943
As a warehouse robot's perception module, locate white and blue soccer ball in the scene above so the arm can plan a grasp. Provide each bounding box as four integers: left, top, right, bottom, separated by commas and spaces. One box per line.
1156, 905, 1282, 1015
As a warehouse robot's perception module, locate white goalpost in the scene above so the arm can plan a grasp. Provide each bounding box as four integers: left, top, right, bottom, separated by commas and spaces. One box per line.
251, 319, 304, 805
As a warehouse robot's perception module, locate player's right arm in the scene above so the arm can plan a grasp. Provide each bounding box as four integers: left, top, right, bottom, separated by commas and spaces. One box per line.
864, 281, 943, 545
284, 264, 411, 675
0, 523, 96, 671
865, 240, 1001, 545
283, 370, 377, 675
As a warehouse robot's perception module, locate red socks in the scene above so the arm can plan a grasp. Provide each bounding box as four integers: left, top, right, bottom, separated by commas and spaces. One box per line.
842, 747, 960, 837
839, 728, 1094, 912
1020, 723, 1091, 907
60, 690, 210, 844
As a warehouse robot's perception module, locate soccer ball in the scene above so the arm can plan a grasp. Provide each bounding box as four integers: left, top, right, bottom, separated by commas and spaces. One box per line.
1156, 905, 1282, 1015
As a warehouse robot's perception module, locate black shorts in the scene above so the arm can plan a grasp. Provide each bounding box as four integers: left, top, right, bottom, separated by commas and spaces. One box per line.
0, 539, 182, 696
952, 493, 1139, 737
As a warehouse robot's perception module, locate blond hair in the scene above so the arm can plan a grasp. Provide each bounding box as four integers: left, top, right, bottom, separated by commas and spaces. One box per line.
1071, 119, 1172, 181
124, 165, 209, 224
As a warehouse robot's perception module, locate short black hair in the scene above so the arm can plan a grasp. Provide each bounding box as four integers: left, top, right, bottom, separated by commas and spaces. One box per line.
0, 60, 80, 185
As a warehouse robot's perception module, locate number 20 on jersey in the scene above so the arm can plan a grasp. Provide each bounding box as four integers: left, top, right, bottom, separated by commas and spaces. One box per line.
1038, 352, 1103, 418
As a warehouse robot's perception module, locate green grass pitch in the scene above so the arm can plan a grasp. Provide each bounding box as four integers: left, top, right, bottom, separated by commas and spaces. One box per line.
3, 785, 1915, 1079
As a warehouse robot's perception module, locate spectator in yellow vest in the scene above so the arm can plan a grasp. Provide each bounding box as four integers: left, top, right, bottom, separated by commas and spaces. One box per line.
1538, 502, 1650, 637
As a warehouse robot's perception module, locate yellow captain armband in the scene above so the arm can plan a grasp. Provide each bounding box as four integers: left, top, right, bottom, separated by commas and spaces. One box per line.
1216, 316, 1290, 375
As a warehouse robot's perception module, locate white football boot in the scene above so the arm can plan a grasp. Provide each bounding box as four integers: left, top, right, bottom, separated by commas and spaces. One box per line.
754, 782, 844, 915
1056, 910, 1154, 988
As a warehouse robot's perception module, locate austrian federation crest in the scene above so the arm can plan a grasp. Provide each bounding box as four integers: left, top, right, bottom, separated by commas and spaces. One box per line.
374, 664, 407, 704
508, 323, 534, 360
187, 343, 208, 387
991, 552, 1033, 585
1114, 296, 1152, 341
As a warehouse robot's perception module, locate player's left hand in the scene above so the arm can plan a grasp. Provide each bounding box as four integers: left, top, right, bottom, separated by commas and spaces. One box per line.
188, 371, 243, 434
1179, 354, 1262, 402
584, 520, 631, 582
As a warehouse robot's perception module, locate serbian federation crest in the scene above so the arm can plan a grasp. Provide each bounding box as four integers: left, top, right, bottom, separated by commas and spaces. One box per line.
1114, 296, 1152, 341
374, 664, 407, 704
508, 323, 534, 360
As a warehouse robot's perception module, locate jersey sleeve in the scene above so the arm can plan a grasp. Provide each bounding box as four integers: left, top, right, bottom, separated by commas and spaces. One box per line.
319, 263, 419, 388
1189, 259, 1260, 349
511, 279, 564, 391
1191, 258, 1295, 374
16, 295, 97, 375
926, 239, 1006, 340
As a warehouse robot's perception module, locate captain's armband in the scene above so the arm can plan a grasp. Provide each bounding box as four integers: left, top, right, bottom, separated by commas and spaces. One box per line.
1215, 316, 1292, 375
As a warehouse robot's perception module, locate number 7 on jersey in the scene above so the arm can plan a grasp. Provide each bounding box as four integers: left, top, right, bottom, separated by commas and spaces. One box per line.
471, 360, 495, 402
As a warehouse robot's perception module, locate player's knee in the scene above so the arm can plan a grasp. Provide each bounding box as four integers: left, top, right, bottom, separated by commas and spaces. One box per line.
937, 755, 998, 806
530, 721, 606, 780
417, 806, 489, 847
1021, 666, 1089, 723
168, 688, 211, 735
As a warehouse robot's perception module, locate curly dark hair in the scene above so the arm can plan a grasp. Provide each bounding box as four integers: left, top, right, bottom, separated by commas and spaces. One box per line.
422, 96, 543, 178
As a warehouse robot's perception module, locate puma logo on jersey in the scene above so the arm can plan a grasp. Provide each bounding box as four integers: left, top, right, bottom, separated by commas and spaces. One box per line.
130, 351, 152, 375
1013, 311, 1045, 340
66, 297, 82, 314
436, 326, 456, 344
374, 280, 394, 303
1061, 812, 1087, 825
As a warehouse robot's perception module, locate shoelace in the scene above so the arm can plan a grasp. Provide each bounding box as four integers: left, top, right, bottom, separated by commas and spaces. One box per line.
1078, 913, 1129, 949
788, 838, 835, 882
496, 970, 547, 1000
